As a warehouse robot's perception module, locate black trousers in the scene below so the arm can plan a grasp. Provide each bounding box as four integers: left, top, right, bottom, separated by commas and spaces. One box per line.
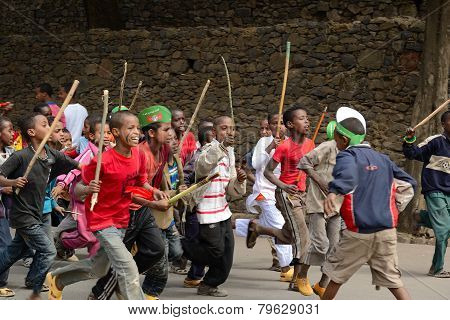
182, 218, 234, 287
91, 207, 165, 299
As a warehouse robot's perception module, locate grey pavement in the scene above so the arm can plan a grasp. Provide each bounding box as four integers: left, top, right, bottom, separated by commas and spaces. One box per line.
2, 234, 450, 300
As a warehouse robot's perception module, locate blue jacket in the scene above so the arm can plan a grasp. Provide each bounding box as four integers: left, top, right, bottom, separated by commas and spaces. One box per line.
329, 145, 416, 233
403, 134, 450, 195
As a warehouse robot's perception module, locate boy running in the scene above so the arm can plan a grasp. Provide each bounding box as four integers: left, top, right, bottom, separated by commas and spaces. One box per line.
247, 105, 314, 294
0, 113, 78, 299
322, 107, 416, 300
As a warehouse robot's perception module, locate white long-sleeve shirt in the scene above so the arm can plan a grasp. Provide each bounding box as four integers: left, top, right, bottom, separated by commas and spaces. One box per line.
195, 139, 246, 224
246, 136, 281, 213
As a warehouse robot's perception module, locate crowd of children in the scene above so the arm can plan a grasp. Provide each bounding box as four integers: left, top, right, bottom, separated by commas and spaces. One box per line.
0, 81, 449, 300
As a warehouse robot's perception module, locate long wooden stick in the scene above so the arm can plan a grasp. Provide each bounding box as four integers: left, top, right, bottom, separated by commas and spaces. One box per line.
128, 81, 143, 111
119, 61, 127, 110
312, 106, 328, 142
168, 172, 219, 206
276, 41, 291, 138
90, 90, 109, 211
221, 56, 234, 122
413, 98, 450, 131
177, 79, 211, 157
15, 80, 79, 195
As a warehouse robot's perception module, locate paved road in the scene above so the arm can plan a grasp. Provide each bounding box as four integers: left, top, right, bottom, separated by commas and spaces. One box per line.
3, 235, 450, 300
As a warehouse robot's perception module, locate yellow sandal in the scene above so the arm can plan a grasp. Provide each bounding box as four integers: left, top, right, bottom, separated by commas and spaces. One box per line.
46, 273, 63, 300
0, 287, 15, 298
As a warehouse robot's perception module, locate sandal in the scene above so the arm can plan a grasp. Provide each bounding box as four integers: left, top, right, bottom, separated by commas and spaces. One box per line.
246, 219, 259, 249
432, 270, 450, 278
0, 287, 15, 298
46, 273, 63, 300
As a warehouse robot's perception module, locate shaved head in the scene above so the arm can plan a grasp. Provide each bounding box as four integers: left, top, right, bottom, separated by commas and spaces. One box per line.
213, 116, 232, 128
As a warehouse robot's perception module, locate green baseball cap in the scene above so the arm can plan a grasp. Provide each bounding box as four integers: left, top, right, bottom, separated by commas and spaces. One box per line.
138, 105, 172, 128
111, 106, 129, 113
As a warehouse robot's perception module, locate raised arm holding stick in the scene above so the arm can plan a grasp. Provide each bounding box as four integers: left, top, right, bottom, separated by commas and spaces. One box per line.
90, 90, 109, 211
15, 80, 80, 195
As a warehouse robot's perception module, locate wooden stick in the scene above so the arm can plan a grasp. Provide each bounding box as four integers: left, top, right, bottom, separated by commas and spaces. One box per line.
221, 56, 234, 122
168, 172, 219, 206
119, 61, 127, 111
128, 81, 143, 111
413, 98, 450, 131
311, 106, 328, 142
15, 80, 79, 195
90, 90, 109, 211
276, 41, 291, 138
177, 79, 211, 157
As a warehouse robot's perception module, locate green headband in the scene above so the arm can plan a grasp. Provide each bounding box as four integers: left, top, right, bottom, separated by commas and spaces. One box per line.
326, 121, 337, 141
335, 122, 365, 145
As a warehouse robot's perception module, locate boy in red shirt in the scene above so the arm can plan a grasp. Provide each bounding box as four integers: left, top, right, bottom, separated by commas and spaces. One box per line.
171, 109, 197, 165
47, 111, 165, 300
247, 105, 314, 294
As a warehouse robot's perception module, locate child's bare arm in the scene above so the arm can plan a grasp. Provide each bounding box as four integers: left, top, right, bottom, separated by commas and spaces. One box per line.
132, 196, 170, 211
142, 182, 168, 200
74, 180, 101, 201
264, 158, 297, 194
0, 174, 27, 188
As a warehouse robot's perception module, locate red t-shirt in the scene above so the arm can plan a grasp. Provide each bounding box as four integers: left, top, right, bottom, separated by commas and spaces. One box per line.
82, 147, 148, 231
180, 132, 197, 165
138, 141, 169, 189
272, 137, 315, 192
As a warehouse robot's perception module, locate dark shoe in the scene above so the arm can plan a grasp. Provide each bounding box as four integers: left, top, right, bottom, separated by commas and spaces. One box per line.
25, 281, 49, 292
269, 262, 281, 272
197, 282, 228, 297
246, 219, 259, 249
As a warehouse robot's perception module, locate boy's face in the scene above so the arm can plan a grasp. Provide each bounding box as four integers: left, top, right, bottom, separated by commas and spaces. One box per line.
0, 121, 14, 146
167, 128, 179, 154
83, 119, 90, 138
442, 117, 450, 135
112, 114, 141, 148
35, 88, 47, 102
205, 130, 215, 145
259, 119, 271, 138
269, 114, 286, 138
90, 123, 112, 148
171, 111, 186, 135
334, 131, 349, 151
63, 131, 72, 147
214, 117, 235, 143
29, 115, 50, 142
50, 121, 64, 145
149, 122, 172, 145
287, 109, 309, 135
58, 88, 68, 102
39, 106, 52, 117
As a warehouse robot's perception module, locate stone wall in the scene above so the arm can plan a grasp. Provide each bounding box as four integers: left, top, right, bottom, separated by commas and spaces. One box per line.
1, 0, 422, 35
119, 0, 422, 28
1, 17, 425, 167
